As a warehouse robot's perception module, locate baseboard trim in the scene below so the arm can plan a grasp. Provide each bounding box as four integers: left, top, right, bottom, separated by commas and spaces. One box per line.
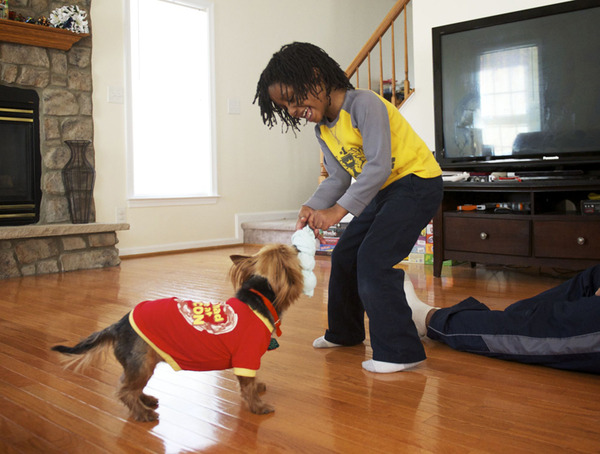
120, 210, 297, 257
119, 237, 241, 257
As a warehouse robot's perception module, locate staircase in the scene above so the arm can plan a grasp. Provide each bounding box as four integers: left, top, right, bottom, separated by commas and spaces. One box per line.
242, 218, 296, 245
243, 0, 413, 245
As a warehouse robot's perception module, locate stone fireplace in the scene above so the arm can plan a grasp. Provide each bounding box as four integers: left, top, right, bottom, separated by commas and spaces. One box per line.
1, 11, 93, 224
0, 0, 128, 279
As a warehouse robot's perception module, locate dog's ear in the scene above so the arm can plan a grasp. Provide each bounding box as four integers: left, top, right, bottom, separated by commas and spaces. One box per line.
230, 254, 250, 264
229, 254, 256, 290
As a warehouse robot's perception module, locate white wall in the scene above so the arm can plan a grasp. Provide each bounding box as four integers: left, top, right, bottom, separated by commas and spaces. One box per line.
90, 0, 396, 255
401, 0, 571, 150
91, 0, 570, 256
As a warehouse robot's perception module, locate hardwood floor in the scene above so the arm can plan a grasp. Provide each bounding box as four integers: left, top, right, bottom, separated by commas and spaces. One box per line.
1, 245, 598, 453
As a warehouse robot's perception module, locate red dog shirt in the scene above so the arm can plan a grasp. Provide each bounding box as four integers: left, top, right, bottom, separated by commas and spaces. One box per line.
129, 297, 274, 377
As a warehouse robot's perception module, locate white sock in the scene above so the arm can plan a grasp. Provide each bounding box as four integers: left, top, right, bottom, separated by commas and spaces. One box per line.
362, 359, 424, 373
403, 274, 435, 338
312, 335, 342, 348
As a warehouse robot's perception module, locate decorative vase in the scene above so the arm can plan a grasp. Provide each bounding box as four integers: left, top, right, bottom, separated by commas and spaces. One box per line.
62, 140, 95, 224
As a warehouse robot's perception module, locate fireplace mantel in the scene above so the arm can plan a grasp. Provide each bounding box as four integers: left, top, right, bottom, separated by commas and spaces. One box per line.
0, 18, 89, 51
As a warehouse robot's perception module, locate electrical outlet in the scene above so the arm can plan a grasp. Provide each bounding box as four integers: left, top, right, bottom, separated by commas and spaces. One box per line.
115, 207, 127, 223
227, 98, 241, 115
108, 86, 124, 104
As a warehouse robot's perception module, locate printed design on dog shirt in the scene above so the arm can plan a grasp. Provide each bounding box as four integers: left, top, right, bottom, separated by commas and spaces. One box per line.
177, 299, 238, 335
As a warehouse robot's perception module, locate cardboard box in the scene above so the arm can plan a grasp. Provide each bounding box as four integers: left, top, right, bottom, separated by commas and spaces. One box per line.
408, 252, 425, 263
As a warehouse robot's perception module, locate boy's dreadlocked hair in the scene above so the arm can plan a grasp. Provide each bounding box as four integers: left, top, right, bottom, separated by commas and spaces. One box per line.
254, 42, 354, 132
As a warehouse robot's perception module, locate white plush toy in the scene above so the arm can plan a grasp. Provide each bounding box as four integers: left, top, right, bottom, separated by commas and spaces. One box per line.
291, 226, 318, 297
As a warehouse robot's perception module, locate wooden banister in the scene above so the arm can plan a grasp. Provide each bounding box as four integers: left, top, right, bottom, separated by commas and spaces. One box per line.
345, 0, 413, 109
345, 0, 411, 78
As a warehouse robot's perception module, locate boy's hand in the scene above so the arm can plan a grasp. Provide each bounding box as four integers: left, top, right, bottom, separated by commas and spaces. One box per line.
309, 204, 348, 231
296, 205, 315, 231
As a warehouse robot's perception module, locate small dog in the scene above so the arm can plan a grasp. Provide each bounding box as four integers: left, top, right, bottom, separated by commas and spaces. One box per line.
51, 244, 304, 422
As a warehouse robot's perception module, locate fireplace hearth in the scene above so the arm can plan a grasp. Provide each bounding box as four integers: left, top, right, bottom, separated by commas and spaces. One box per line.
0, 84, 42, 225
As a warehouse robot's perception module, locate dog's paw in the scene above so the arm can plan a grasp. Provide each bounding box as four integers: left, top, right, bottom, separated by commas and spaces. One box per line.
140, 393, 159, 409
251, 402, 275, 415
133, 409, 159, 422
256, 382, 267, 394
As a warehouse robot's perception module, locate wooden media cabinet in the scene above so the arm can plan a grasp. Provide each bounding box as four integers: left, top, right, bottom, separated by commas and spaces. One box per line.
432, 178, 600, 277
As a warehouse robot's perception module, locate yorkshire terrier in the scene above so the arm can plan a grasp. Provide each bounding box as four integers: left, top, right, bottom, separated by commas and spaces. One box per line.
51, 244, 304, 422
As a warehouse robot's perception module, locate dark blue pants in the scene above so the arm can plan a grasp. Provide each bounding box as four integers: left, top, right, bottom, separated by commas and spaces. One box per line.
428, 264, 600, 374
324, 175, 443, 364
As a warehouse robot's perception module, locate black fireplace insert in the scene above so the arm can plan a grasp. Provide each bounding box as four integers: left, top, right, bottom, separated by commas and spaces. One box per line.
0, 85, 42, 226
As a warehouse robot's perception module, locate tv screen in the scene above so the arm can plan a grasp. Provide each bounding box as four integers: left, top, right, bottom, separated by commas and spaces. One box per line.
432, 0, 600, 171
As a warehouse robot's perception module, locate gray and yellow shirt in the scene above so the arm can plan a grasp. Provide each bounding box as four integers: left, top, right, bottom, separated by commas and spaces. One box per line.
306, 89, 441, 216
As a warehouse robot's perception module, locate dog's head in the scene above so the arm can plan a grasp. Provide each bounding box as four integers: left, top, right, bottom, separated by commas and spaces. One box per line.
229, 244, 304, 314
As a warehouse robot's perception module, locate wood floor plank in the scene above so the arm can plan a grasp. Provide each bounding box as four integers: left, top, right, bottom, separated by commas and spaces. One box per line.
0, 246, 599, 453
0, 397, 105, 454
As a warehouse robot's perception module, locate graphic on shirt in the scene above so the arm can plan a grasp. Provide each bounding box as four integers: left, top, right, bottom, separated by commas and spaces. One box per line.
335, 146, 366, 178
316, 90, 441, 209
177, 298, 238, 335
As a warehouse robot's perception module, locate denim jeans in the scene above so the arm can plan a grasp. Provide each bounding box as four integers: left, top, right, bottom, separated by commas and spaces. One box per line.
428, 264, 600, 373
324, 174, 443, 364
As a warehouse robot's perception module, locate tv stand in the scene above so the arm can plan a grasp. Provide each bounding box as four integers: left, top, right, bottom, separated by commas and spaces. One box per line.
433, 179, 600, 277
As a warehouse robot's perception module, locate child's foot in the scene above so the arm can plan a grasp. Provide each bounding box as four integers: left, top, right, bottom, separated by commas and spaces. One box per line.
312, 336, 343, 348
362, 359, 424, 373
404, 274, 436, 337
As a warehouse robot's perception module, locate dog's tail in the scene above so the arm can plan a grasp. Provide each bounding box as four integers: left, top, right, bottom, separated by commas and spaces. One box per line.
51, 317, 123, 372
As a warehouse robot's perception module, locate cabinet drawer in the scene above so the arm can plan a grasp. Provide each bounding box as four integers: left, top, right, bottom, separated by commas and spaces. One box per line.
444, 217, 530, 256
534, 221, 600, 259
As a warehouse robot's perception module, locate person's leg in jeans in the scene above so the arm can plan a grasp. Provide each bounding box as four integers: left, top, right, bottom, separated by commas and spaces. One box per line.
318, 207, 372, 346
359, 176, 442, 372
407, 264, 600, 373
316, 175, 443, 372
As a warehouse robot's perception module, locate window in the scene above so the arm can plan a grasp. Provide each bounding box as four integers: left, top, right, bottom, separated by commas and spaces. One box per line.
478, 46, 541, 156
126, 0, 217, 205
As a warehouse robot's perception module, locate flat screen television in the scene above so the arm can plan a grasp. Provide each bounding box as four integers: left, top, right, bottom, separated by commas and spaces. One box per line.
432, 0, 600, 173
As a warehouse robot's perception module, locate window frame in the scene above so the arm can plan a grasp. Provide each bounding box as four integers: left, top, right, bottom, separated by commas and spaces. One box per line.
125, 0, 218, 207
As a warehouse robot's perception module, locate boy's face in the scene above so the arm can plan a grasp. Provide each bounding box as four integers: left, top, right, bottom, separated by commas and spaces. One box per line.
268, 83, 332, 124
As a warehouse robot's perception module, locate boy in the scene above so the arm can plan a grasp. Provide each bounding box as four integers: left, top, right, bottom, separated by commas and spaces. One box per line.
255, 42, 442, 373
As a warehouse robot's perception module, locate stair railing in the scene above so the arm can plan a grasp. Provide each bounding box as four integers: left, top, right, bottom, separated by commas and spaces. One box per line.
346, 0, 414, 108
